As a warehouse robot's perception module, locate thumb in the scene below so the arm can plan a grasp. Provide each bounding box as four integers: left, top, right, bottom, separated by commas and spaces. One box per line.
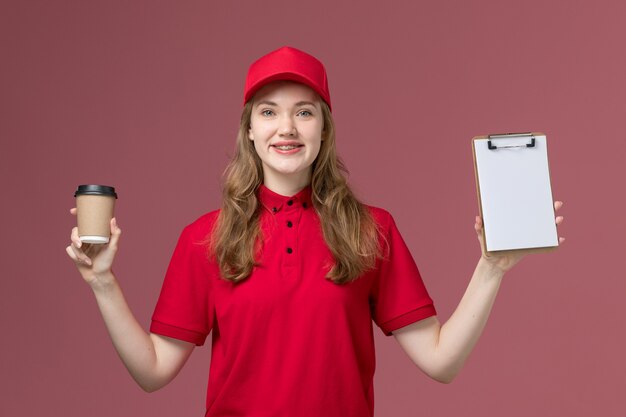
108, 217, 122, 249
475, 215, 482, 233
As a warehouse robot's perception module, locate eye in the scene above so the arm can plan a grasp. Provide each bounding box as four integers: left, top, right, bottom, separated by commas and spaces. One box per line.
261, 109, 274, 116
298, 110, 313, 117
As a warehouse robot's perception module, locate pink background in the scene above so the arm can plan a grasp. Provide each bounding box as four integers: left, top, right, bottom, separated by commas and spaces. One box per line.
2, 1, 625, 416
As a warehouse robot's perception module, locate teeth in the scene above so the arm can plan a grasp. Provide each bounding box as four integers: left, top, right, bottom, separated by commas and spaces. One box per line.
275, 145, 298, 150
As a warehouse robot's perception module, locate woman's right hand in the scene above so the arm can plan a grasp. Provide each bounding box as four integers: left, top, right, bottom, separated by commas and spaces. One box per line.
66, 207, 122, 288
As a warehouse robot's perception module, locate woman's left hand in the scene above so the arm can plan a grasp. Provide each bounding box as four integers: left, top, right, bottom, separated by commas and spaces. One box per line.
475, 200, 565, 274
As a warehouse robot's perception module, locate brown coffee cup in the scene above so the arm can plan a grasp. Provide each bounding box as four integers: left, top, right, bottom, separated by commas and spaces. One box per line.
74, 185, 118, 244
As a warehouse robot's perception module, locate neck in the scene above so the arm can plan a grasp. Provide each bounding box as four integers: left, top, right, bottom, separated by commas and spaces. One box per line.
262, 169, 312, 196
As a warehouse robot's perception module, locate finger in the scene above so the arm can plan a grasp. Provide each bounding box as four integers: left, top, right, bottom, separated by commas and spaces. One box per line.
554, 201, 563, 211
68, 229, 92, 264
70, 207, 77, 215
71, 245, 92, 266
556, 216, 564, 225
71, 227, 82, 248
66, 245, 89, 265
108, 218, 122, 249
66, 245, 79, 262
69, 243, 92, 266
559, 237, 565, 244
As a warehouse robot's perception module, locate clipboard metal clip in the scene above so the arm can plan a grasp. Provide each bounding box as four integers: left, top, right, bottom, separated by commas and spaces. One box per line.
487, 132, 536, 150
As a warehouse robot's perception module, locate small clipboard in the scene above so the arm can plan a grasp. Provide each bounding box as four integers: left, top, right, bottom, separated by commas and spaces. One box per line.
471, 132, 559, 256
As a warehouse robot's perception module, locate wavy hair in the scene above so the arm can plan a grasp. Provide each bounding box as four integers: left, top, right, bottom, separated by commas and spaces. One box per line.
208, 99, 384, 285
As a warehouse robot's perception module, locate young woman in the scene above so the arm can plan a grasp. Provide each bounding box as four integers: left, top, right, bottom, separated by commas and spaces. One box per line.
66, 46, 565, 417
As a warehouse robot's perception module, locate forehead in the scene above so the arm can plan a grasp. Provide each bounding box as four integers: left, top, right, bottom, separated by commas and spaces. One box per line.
252, 80, 321, 106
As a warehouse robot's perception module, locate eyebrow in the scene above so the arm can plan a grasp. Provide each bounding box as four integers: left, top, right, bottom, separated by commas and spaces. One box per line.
255, 100, 318, 108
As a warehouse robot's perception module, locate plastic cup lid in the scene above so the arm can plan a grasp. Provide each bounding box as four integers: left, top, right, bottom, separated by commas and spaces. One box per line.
74, 184, 118, 198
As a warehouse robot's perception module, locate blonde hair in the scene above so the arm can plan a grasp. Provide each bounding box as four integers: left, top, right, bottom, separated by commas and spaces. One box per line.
208, 99, 384, 284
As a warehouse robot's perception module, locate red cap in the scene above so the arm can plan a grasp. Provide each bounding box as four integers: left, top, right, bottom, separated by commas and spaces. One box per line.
243, 46, 332, 111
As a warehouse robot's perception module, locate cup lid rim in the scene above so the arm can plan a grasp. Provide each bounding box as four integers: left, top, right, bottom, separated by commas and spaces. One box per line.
74, 184, 118, 198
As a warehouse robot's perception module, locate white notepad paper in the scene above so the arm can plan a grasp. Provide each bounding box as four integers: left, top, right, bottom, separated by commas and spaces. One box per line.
474, 134, 558, 251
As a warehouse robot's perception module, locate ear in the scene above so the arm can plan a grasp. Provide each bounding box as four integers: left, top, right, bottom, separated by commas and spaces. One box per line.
248, 127, 254, 141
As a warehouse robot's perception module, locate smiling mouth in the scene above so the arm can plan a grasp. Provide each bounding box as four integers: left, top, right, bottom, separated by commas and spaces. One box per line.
272, 145, 304, 151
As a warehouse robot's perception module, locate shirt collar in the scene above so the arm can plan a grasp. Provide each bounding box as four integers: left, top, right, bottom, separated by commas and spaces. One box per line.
258, 183, 313, 214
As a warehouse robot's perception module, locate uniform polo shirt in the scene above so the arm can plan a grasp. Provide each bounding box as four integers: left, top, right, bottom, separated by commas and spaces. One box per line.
150, 184, 436, 417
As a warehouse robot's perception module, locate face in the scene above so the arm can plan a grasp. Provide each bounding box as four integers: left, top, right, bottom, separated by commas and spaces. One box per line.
248, 80, 324, 189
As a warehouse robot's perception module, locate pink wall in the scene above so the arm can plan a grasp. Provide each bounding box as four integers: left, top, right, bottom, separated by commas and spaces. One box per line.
2, 1, 625, 416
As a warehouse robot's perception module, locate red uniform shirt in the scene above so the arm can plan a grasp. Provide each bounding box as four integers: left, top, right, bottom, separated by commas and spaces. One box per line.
150, 184, 436, 417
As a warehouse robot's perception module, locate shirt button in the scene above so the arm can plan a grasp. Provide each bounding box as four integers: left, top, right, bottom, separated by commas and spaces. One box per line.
287, 221, 293, 228
287, 200, 293, 206
272, 207, 277, 213
302, 202, 308, 209
286, 247, 293, 254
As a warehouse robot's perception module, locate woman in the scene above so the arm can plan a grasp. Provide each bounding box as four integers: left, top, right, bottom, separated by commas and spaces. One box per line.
66, 46, 565, 416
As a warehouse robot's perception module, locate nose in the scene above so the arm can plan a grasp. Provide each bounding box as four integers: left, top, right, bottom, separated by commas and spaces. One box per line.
278, 115, 297, 137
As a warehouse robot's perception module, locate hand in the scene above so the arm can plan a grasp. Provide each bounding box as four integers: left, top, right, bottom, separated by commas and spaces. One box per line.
474, 200, 565, 274
65, 207, 122, 287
